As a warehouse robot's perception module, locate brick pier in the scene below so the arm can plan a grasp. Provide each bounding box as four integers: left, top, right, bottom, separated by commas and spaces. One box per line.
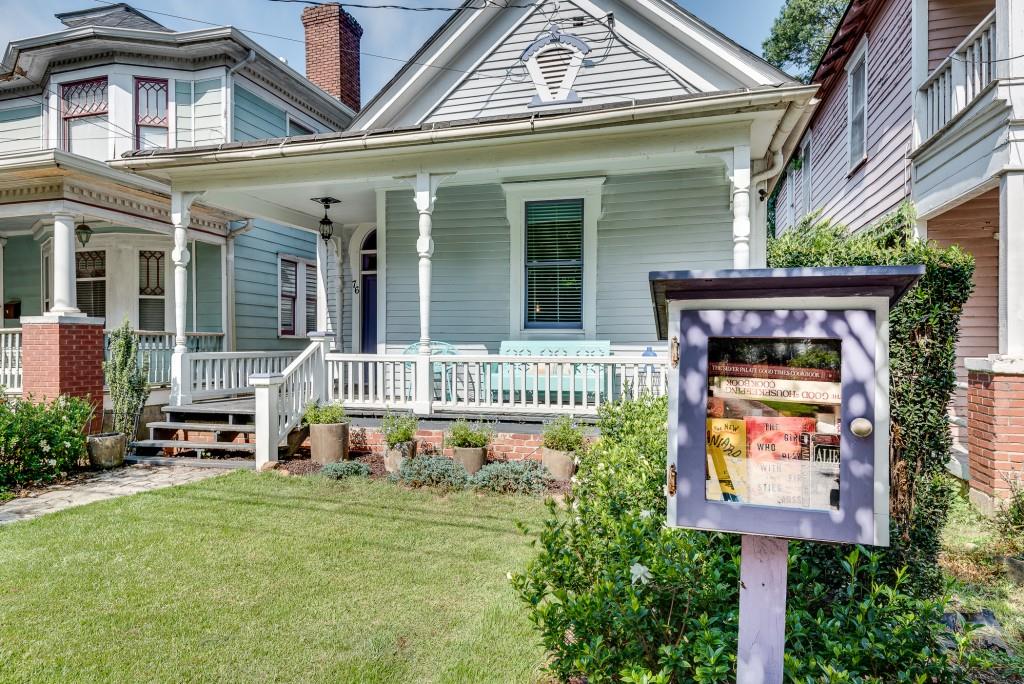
966, 355, 1024, 513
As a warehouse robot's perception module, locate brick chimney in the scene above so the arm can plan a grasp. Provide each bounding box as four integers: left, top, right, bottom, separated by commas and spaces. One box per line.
301, 3, 363, 112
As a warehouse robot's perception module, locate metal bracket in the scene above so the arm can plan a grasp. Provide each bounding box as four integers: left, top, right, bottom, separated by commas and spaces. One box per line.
667, 464, 677, 496
670, 336, 680, 368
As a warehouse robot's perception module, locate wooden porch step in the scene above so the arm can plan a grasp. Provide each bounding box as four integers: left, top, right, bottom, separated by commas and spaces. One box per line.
125, 455, 256, 470
163, 400, 255, 417
148, 421, 257, 434
130, 439, 257, 454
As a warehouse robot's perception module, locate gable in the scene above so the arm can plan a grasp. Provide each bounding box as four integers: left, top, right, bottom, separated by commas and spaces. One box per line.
354, 0, 793, 131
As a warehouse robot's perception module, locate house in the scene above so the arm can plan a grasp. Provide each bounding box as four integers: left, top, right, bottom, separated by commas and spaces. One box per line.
771, 0, 1023, 510
109, 0, 816, 466
0, 4, 360, 413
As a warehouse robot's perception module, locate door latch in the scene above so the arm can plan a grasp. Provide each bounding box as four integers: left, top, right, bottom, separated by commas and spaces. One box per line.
670, 336, 680, 368
667, 464, 677, 496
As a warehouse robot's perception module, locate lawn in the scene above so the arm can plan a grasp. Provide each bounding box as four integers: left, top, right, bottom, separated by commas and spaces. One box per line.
0, 472, 550, 683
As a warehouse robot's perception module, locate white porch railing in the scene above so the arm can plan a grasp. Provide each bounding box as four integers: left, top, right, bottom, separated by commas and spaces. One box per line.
1, 328, 22, 393
920, 11, 996, 140
184, 350, 299, 402
325, 353, 418, 410
104, 331, 224, 387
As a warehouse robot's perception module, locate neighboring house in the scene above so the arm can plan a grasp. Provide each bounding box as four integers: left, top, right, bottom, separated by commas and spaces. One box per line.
111, 0, 816, 465
772, 0, 1023, 510
0, 3, 359, 406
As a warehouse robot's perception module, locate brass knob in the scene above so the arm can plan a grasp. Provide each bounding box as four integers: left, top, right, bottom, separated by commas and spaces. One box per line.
851, 417, 873, 438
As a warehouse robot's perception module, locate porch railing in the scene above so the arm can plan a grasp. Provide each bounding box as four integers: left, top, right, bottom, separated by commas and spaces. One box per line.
325, 353, 418, 410
920, 10, 996, 140
1, 328, 22, 393
103, 331, 225, 387
184, 350, 299, 402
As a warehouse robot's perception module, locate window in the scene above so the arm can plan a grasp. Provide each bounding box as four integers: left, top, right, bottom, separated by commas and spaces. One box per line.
288, 118, 314, 137
138, 250, 166, 330
75, 250, 106, 319
800, 136, 812, 218
279, 256, 318, 337
61, 77, 108, 160
846, 40, 868, 170
135, 78, 169, 150
524, 199, 584, 328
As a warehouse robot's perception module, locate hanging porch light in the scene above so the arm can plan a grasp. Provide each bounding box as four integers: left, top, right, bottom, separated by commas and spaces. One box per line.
311, 197, 341, 241
75, 219, 94, 247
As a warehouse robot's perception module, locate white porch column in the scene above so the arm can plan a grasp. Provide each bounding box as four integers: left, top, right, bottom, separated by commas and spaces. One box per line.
50, 213, 80, 316
315, 235, 330, 337
1000, 171, 1024, 356
731, 145, 752, 269
0, 236, 5, 317
170, 191, 202, 405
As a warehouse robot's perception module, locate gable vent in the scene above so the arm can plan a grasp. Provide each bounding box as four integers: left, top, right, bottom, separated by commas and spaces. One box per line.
521, 28, 590, 108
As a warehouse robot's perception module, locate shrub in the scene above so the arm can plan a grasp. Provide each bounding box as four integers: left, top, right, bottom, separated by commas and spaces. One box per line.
104, 319, 149, 438
473, 459, 552, 495
380, 413, 418, 448
320, 461, 370, 480
395, 456, 469, 491
303, 401, 347, 425
994, 476, 1024, 555
541, 415, 584, 452
0, 394, 93, 489
446, 419, 493, 449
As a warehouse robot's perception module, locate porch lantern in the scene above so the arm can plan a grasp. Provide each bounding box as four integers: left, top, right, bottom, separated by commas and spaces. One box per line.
75, 220, 93, 247
311, 197, 340, 242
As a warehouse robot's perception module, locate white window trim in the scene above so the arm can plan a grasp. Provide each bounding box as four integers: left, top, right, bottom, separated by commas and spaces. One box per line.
846, 36, 869, 172
277, 253, 317, 339
503, 177, 603, 340
800, 133, 813, 219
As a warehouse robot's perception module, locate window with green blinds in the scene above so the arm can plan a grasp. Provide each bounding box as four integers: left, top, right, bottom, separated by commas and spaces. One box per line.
525, 199, 583, 328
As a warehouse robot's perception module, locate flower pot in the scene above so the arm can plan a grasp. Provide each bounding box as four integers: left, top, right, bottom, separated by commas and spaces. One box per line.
1005, 555, 1024, 586
452, 446, 487, 475
542, 447, 575, 481
309, 422, 350, 465
385, 440, 417, 473
87, 433, 127, 469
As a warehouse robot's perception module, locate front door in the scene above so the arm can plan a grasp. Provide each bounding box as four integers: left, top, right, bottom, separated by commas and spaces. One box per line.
360, 230, 377, 352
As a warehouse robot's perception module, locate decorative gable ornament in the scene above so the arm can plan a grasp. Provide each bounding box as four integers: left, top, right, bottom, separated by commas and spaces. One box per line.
521, 28, 591, 108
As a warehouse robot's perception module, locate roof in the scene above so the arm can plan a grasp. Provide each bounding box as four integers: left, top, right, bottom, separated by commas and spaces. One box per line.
55, 3, 169, 32
648, 265, 925, 338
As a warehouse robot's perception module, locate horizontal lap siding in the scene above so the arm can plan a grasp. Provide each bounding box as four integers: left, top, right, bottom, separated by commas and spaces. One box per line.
233, 85, 287, 141
194, 242, 222, 332
597, 169, 733, 344
176, 79, 225, 145
2, 236, 41, 327
797, 0, 913, 233
386, 185, 511, 352
0, 105, 41, 154
927, 0, 994, 70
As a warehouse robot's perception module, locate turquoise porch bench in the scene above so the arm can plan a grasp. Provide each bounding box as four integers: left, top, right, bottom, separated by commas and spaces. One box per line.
491, 340, 612, 401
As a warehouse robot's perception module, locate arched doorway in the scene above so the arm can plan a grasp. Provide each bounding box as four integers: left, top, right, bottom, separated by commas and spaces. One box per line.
353, 228, 377, 353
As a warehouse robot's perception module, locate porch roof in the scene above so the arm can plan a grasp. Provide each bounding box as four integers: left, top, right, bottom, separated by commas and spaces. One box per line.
648, 265, 926, 339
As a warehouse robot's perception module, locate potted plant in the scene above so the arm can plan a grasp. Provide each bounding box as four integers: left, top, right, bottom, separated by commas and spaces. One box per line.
541, 416, 584, 481
381, 413, 418, 473
446, 419, 493, 475
303, 401, 350, 465
92, 320, 149, 468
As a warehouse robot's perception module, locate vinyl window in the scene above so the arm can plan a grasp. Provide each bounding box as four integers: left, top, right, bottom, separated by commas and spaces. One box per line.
800, 135, 812, 218
524, 199, 584, 329
279, 256, 318, 337
847, 40, 868, 170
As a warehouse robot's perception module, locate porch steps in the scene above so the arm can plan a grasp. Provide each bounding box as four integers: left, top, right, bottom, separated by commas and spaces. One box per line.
124, 455, 256, 470
131, 439, 257, 453
130, 399, 259, 460
147, 421, 257, 434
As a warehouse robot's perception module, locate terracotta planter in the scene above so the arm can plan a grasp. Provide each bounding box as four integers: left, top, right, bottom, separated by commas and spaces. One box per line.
309, 422, 350, 465
452, 446, 487, 474
385, 440, 417, 473
1005, 555, 1024, 586
87, 433, 126, 469
542, 447, 576, 481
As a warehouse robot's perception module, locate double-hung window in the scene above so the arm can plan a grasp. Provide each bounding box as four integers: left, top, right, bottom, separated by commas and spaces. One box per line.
847, 40, 868, 170
279, 256, 318, 337
61, 77, 109, 160
75, 250, 107, 319
135, 78, 169, 149
524, 199, 584, 329
138, 250, 166, 330
800, 135, 812, 218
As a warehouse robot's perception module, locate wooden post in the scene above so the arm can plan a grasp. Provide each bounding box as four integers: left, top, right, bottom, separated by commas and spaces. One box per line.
737, 534, 789, 684
252, 372, 284, 469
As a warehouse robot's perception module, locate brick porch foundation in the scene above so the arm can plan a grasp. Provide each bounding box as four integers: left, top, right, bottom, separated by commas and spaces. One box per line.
346, 426, 546, 461
20, 315, 105, 433
966, 355, 1024, 513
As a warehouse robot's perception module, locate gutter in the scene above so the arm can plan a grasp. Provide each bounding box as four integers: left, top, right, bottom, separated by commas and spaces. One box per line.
113, 85, 819, 173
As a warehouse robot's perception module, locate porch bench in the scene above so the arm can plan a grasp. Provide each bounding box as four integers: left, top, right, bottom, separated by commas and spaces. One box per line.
490, 340, 612, 400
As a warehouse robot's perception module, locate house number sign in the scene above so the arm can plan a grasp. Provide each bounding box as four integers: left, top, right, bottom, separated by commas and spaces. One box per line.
649, 265, 925, 684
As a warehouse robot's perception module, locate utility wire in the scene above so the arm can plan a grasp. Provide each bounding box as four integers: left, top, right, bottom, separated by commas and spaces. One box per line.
268, 0, 534, 10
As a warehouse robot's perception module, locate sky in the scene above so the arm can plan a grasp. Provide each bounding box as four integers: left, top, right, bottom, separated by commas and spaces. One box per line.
0, 0, 787, 102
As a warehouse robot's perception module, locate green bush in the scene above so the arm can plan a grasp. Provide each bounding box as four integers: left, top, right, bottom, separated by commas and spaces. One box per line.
542, 415, 585, 452
446, 419, 493, 449
0, 394, 93, 489
769, 203, 974, 595
472, 459, 552, 495
394, 456, 469, 491
303, 401, 347, 425
104, 319, 150, 438
380, 413, 418, 448
320, 460, 370, 480
994, 477, 1024, 555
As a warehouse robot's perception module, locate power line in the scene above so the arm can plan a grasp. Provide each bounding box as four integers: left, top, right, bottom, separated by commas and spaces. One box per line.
268, 0, 534, 10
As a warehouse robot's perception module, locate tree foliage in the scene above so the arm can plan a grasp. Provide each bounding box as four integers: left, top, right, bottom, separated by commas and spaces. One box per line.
762, 0, 848, 82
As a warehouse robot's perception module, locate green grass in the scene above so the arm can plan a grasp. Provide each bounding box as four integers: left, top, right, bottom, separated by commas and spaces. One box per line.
0, 472, 550, 683
941, 488, 1024, 650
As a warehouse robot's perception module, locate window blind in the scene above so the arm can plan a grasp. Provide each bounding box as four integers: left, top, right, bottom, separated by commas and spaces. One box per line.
525, 199, 583, 328
305, 264, 317, 335
75, 251, 106, 319
280, 259, 297, 335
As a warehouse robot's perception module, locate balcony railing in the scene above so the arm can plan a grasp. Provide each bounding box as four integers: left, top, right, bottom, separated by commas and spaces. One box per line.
1, 328, 22, 393
920, 10, 996, 140
104, 331, 225, 387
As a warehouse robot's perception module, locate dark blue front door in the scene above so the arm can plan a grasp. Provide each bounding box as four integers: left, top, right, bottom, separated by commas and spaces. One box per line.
361, 273, 377, 352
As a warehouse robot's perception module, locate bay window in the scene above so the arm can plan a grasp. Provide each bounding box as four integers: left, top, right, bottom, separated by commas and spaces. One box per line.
61, 77, 108, 160
135, 78, 169, 149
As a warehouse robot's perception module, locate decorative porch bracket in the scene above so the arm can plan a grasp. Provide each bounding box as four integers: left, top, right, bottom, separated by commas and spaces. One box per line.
169, 190, 204, 406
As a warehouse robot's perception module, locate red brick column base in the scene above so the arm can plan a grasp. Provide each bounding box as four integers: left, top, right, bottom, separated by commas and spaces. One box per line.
20, 316, 105, 434
967, 355, 1024, 513
345, 427, 546, 461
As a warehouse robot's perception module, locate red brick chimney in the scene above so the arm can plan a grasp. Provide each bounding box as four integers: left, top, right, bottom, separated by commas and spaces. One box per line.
301, 3, 363, 113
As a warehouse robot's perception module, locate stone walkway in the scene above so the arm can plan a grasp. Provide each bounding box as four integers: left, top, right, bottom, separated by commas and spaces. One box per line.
0, 465, 224, 525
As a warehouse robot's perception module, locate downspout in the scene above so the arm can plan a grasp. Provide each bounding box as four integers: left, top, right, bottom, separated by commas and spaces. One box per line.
224, 50, 257, 143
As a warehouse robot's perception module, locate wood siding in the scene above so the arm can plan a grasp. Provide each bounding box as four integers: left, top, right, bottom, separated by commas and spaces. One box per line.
175, 78, 224, 146
927, 188, 999, 449
425, 0, 693, 124
927, 0, 994, 70
776, 0, 913, 234
233, 85, 287, 141
0, 105, 41, 154
1, 236, 42, 327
